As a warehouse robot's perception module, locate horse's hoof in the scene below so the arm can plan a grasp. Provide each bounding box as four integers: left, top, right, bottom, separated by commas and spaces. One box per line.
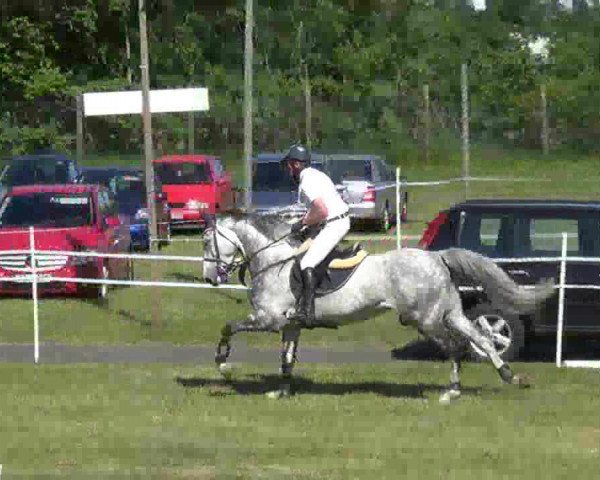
218, 363, 234, 380
439, 389, 461, 405
511, 373, 532, 389
265, 387, 291, 400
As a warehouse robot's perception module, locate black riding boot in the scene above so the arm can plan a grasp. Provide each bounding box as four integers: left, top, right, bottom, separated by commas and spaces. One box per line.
289, 267, 318, 327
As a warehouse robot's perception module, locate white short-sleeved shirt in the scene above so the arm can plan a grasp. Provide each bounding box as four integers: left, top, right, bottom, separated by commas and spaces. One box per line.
299, 167, 349, 219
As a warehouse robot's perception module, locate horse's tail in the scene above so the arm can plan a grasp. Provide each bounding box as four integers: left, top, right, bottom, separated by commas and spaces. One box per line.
438, 248, 556, 314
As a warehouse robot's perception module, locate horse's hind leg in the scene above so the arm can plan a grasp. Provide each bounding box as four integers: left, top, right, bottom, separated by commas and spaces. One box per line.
445, 310, 518, 385
266, 327, 301, 399
439, 357, 462, 405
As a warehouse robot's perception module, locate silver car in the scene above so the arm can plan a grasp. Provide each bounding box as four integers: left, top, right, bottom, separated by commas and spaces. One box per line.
323, 154, 407, 231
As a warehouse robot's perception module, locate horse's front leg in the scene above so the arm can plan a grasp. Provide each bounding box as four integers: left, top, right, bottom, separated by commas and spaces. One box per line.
214, 312, 279, 377
266, 326, 301, 399
439, 357, 462, 405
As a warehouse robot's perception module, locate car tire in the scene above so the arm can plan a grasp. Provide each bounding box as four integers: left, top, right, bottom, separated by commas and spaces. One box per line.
465, 304, 526, 362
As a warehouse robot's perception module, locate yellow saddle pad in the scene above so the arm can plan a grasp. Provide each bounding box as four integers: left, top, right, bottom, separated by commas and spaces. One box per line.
294, 239, 369, 269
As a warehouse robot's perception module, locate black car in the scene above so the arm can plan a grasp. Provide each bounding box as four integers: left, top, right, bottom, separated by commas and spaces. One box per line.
0, 151, 80, 189
78, 166, 142, 188
420, 199, 600, 360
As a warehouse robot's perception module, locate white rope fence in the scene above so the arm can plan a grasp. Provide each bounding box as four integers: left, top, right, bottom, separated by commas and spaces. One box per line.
0, 222, 596, 368
0, 226, 249, 364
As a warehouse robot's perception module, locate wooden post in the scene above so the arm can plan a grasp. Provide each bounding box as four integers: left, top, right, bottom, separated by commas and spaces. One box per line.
76, 94, 84, 165
540, 83, 550, 156
304, 63, 312, 149
421, 83, 430, 164
139, 0, 161, 332
138, 0, 157, 245
243, 0, 254, 210
461, 63, 470, 200
188, 111, 195, 154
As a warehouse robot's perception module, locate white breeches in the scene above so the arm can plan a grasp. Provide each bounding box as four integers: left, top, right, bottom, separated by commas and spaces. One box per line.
300, 217, 351, 270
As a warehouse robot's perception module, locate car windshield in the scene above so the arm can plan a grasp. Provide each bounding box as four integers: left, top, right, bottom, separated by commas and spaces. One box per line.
81, 169, 140, 187
0, 192, 93, 228
155, 162, 211, 185
3, 160, 70, 187
326, 159, 372, 183
253, 162, 295, 192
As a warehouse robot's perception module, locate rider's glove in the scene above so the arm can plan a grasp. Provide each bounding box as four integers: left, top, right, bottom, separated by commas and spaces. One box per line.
290, 220, 305, 235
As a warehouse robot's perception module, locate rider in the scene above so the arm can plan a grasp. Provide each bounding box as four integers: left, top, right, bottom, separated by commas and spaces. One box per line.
280, 143, 350, 327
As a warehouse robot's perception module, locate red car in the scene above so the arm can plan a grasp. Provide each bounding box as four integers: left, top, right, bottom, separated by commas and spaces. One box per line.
0, 184, 132, 298
153, 154, 235, 229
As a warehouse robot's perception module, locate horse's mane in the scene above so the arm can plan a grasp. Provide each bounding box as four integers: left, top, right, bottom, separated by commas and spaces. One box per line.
223, 212, 302, 247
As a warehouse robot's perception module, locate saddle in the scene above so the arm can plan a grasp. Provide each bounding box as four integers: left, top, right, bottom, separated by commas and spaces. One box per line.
289, 238, 369, 300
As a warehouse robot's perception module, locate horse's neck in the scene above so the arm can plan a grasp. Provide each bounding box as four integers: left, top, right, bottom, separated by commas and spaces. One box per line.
231, 222, 294, 268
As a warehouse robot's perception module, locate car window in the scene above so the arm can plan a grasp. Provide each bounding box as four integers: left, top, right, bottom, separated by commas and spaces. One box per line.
326, 159, 372, 183
252, 162, 294, 192
529, 218, 579, 255
155, 162, 211, 184
213, 158, 224, 178
459, 210, 599, 259
459, 212, 514, 258
3, 160, 71, 187
0, 192, 93, 228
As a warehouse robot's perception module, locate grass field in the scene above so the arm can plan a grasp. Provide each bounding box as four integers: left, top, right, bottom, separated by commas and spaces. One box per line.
0, 362, 599, 478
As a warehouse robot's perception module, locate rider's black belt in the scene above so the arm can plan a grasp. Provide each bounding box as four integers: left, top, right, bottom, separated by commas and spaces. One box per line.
324, 212, 349, 224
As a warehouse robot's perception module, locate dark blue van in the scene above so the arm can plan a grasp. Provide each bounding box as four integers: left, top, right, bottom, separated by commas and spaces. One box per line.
251, 152, 324, 215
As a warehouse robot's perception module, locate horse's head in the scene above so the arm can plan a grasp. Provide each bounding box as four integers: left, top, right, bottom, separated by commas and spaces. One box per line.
202, 215, 246, 286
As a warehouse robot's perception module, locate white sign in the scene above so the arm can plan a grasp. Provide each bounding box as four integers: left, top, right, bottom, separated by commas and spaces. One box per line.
83, 88, 209, 117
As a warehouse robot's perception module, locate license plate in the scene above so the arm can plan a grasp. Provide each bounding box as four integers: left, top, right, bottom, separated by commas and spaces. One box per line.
171, 212, 184, 220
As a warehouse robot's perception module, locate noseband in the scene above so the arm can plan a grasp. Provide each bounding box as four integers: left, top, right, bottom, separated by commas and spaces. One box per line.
203, 226, 246, 284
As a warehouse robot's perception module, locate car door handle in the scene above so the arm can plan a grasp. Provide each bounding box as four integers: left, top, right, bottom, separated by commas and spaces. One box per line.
507, 269, 530, 277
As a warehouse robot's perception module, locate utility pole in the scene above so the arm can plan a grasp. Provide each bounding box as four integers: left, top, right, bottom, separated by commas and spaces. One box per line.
139, 0, 161, 332
76, 94, 84, 165
540, 83, 550, 156
304, 64, 312, 149
461, 63, 470, 199
421, 83, 431, 164
243, 0, 254, 210
138, 0, 157, 245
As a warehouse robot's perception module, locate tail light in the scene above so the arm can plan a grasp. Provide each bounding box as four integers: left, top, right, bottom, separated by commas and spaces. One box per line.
362, 186, 376, 203
418, 212, 448, 249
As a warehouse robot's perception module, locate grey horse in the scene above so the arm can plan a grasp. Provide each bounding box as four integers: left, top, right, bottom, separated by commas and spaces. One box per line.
202, 214, 555, 403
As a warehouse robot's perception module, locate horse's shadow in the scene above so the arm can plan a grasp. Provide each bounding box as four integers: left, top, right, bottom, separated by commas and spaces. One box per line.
175, 374, 490, 399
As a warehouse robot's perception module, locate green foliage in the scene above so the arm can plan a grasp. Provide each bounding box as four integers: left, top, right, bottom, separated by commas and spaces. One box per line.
1, 1, 600, 157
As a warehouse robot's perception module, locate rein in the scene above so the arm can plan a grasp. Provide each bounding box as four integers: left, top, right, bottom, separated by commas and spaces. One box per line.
205, 224, 298, 286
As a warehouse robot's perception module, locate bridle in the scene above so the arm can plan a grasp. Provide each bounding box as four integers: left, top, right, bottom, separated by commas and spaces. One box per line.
204, 221, 298, 285
203, 226, 247, 284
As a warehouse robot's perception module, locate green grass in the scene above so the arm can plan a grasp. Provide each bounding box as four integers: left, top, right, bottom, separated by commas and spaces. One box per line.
0, 362, 598, 478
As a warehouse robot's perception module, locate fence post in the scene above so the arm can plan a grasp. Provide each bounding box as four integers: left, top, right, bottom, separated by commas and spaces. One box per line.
29, 226, 39, 365
555, 232, 567, 368
396, 166, 401, 250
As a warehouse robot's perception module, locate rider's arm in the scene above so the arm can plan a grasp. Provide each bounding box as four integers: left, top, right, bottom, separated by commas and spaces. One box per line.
303, 198, 328, 226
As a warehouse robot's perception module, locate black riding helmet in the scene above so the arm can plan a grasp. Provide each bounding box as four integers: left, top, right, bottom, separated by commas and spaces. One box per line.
279, 143, 311, 168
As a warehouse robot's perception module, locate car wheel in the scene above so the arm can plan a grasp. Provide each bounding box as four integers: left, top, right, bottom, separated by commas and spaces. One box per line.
465, 305, 526, 362
380, 207, 391, 232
